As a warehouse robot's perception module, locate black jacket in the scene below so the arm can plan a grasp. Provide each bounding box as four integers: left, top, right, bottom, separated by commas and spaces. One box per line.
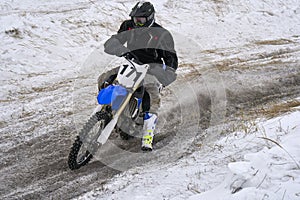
104, 20, 178, 70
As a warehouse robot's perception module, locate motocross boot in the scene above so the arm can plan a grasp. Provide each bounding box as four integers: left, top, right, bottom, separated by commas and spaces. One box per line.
141, 112, 157, 151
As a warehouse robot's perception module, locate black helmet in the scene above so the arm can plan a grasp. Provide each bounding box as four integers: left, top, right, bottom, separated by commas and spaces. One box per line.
129, 1, 155, 27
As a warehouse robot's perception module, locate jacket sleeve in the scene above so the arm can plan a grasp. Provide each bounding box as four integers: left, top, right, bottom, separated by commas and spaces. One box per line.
158, 31, 178, 70
147, 30, 177, 86
104, 21, 131, 56
148, 64, 177, 87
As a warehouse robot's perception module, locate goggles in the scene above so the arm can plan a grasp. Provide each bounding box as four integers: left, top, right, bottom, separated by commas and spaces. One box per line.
133, 17, 147, 26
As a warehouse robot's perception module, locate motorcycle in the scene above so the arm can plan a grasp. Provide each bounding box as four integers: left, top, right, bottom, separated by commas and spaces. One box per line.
68, 57, 149, 170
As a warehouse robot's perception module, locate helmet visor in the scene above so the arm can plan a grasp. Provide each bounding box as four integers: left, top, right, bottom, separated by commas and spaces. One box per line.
133, 17, 147, 26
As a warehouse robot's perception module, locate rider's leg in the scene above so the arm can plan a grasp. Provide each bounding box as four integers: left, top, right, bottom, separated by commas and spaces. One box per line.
141, 112, 157, 151
141, 75, 161, 151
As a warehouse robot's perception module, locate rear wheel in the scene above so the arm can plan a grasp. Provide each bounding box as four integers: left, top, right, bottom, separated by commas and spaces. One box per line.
68, 111, 110, 170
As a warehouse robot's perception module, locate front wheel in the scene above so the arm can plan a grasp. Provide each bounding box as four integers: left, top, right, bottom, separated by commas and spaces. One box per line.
68, 111, 110, 170
68, 136, 93, 170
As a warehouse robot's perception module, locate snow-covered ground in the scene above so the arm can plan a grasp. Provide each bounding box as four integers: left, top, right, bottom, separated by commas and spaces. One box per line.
79, 105, 300, 200
1, 0, 300, 199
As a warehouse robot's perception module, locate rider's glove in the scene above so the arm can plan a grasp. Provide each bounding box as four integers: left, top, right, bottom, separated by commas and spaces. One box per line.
122, 52, 138, 61
101, 81, 110, 89
100, 74, 117, 89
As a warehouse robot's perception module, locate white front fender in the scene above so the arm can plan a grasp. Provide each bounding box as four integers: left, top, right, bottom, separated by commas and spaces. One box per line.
97, 114, 119, 145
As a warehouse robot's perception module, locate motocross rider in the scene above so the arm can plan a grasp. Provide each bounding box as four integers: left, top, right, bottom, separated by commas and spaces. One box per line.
99, 1, 178, 151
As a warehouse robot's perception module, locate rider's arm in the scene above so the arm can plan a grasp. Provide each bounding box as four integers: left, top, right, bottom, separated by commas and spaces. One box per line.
147, 30, 177, 87
104, 20, 133, 57
157, 31, 178, 70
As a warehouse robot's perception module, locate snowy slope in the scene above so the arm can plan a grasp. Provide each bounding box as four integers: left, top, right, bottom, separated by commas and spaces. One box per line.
76, 0, 300, 199
1, 0, 300, 199
78, 106, 300, 200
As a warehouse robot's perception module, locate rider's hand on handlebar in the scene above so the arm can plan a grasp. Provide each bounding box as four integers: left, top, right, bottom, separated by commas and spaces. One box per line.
122, 52, 138, 61
101, 81, 110, 89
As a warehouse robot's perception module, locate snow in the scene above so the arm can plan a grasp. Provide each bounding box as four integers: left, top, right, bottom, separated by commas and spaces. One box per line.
1, 0, 300, 199
78, 108, 300, 200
